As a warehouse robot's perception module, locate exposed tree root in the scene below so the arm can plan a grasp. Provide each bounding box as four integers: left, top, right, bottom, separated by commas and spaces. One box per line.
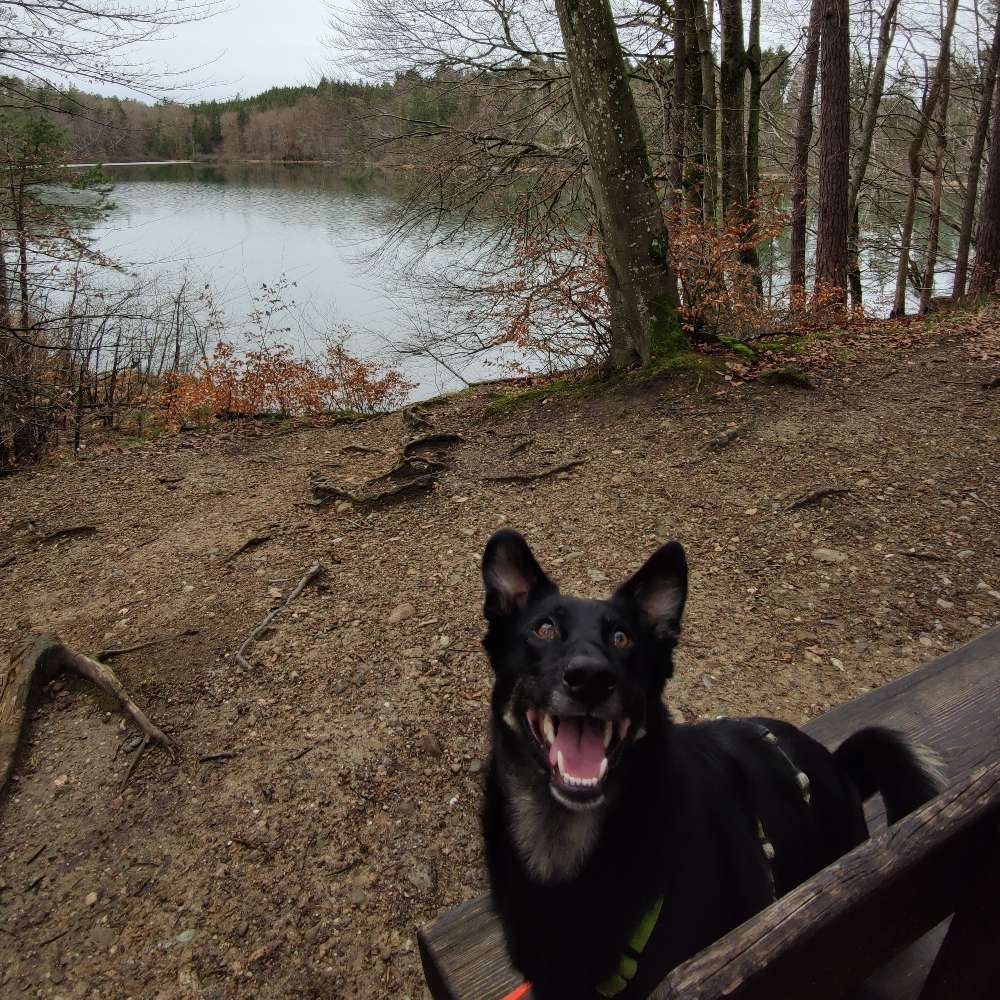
310, 474, 436, 509
39, 525, 98, 544
1, 633, 177, 795
402, 433, 465, 457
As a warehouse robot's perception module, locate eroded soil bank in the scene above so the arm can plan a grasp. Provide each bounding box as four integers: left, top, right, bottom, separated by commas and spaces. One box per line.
1, 312, 998, 998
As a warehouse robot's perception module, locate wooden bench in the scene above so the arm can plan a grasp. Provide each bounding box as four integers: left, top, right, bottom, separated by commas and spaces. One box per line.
419, 626, 1000, 1000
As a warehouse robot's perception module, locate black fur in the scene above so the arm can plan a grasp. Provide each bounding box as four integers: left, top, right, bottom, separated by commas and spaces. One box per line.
479, 530, 944, 1000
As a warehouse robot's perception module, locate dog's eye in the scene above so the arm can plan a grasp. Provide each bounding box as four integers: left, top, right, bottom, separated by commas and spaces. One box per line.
534, 619, 556, 640
612, 629, 632, 649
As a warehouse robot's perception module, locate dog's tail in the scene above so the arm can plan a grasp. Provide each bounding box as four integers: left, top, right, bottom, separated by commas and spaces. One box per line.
834, 727, 945, 825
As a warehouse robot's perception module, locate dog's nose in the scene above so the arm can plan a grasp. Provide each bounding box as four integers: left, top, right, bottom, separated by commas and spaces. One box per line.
563, 657, 616, 705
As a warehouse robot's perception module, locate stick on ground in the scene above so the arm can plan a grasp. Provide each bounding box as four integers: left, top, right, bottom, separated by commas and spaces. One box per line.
235, 562, 323, 670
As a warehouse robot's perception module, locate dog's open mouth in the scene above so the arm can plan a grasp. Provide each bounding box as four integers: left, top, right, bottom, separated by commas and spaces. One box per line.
525, 708, 630, 806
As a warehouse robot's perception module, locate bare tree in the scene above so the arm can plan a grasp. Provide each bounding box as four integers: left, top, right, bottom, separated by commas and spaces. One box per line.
954, 11, 1000, 299
846, 0, 902, 307
553, 0, 681, 365
890, 0, 960, 318
815, 0, 850, 298
970, 55, 1000, 296
789, 0, 823, 305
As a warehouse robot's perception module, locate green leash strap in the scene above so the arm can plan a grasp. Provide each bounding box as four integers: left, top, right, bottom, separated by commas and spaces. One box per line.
595, 895, 664, 997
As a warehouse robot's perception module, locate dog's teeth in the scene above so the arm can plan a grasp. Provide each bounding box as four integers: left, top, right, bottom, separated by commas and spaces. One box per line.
557, 750, 566, 778
603, 720, 613, 749
618, 719, 631, 741
599, 757, 608, 780
542, 713, 556, 746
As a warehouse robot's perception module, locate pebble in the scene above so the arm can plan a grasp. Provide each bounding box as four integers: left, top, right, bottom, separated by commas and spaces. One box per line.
588, 569, 609, 583
349, 888, 366, 906
935, 598, 955, 611
956, 549, 974, 560
53, 774, 69, 788
407, 863, 436, 894
388, 603, 416, 624
85, 891, 98, 906
419, 734, 442, 757
812, 548, 848, 563
176, 928, 197, 945
467, 758, 482, 775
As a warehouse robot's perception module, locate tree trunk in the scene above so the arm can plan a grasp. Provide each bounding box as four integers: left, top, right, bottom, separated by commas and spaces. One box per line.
846, 0, 901, 309
790, 0, 823, 306
891, 0, 960, 317
691, 0, 719, 224
719, 0, 761, 288
919, 55, 951, 314
746, 0, 762, 206
970, 64, 1000, 296
814, 0, 850, 299
683, 1, 705, 215
954, 13, 1000, 299
671, 0, 688, 208
553, 0, 682, 365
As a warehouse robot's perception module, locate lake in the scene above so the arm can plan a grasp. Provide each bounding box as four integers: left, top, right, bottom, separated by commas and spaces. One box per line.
88, 161, 487, 398
85, 162, 951, 397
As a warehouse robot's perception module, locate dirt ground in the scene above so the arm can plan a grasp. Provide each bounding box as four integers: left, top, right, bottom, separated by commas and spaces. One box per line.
1, 309, 999, 999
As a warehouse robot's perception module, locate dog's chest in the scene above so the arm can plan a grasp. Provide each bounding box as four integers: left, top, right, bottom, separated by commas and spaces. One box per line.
505, 783, 603, 883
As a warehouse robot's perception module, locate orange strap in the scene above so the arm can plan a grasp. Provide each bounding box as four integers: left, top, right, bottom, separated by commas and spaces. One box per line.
500, 983, 532, 1000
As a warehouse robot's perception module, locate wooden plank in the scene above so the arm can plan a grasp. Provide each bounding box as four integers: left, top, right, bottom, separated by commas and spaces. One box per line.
650, 760, 1000, 1000
418, 626, 1000, 999
916, 857, 1000, 1000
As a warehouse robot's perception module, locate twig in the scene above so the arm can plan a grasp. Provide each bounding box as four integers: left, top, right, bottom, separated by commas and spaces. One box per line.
787, 488, 851, 512
199, 751, 240, 763
223, 533, 272, 563
97, 637, 164, 661
288, 745, 316, 762
39, 525, 97, 544
235, 563, 323, 670
0, 553, 14, 569
483, 460, 586, 483
891, 550, 949, 562
26, 844, 46, 865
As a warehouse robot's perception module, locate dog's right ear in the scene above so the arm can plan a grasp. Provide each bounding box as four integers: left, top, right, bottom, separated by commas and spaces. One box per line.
482, 530, 556, 623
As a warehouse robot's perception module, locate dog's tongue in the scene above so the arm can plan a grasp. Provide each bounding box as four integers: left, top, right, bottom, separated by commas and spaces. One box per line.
548, 718, 605, 780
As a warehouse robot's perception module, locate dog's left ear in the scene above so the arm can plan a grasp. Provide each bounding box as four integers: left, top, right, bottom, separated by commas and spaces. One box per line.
482, 529, 557, 623
614, 541, 688, 642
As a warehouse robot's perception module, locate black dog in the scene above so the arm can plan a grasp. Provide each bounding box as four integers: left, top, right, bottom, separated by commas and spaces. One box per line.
479, 530, 943, 1000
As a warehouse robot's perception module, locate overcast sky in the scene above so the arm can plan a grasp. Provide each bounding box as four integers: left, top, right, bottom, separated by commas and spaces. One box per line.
121, 0, 343, 102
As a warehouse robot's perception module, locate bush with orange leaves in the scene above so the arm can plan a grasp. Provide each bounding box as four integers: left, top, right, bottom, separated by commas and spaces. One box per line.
158, 338, 414, 425
667, 186, 790, 342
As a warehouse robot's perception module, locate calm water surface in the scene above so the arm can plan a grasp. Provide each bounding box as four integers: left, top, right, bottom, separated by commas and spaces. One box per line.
89, 162, 483, 397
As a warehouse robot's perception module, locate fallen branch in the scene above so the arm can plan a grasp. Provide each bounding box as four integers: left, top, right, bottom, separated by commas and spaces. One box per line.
235, 562, 323, 670
199, 750, 240, 763
342, 444, 383, 455
1, 634, 177, 794
223, 533, 272, 563
483, 460, 586, 484
788, 488, 851, 512
39, 525, 97, 544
